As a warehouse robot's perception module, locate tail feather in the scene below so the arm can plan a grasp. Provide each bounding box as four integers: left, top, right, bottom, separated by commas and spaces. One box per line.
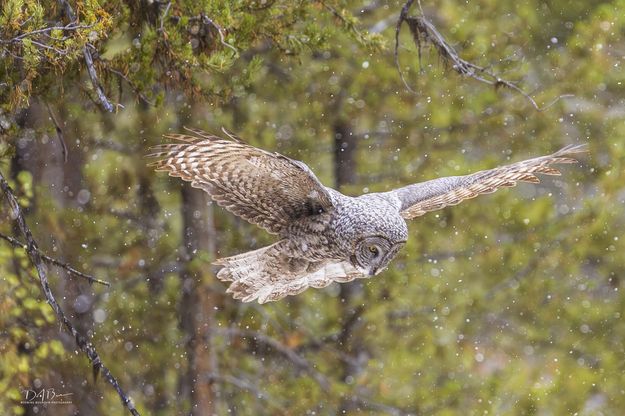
214, 243, 364, 303
214, 244, 278, 282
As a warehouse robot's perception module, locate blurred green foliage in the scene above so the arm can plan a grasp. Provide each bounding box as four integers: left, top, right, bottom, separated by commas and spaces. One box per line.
1, 0, 624, 415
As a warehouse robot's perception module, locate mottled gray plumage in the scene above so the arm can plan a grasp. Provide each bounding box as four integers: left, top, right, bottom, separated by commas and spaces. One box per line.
148, 128, 586, 303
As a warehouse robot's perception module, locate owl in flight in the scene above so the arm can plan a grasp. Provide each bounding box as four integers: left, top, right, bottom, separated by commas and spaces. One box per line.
149, 128, 585, 304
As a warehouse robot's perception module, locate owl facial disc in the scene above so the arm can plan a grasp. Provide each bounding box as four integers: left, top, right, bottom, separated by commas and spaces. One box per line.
352, 236, 406, 276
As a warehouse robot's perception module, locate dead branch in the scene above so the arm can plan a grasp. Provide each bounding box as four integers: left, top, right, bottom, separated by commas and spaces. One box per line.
395, 0, 571, 111
0, 232, 110, 286
0, 172, 138, 415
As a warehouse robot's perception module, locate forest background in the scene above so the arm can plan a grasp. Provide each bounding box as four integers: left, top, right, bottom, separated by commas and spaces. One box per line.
1, 0, 623, 415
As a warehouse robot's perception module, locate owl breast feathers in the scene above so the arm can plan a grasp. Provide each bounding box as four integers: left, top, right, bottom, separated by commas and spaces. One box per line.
148, 128, 586, 303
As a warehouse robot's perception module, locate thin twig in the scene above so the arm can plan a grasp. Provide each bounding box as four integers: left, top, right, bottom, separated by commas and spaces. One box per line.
395, 0, 572, 111
18, 16, 34, 28
45, 103, 68, 163
159, 1, 172, 32
0, 23, 92, 43
0, 22, 93, 58
200, 15, 238, 55
0, 232, 110, 286
25, 39, 68, 54
1, 46, 26, 60
0, 172, 138, 415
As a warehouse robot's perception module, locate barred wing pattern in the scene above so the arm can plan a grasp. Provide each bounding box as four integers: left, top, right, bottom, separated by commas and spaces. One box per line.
391, 144, 586, 219
147, 128, 334, 234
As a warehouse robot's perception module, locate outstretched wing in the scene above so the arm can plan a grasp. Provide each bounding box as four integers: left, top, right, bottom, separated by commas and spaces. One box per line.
147, 128, 334, 234
388, 144, 587, 219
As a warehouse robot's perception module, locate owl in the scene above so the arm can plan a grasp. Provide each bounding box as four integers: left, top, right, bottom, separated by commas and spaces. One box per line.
148, 128, 585, 304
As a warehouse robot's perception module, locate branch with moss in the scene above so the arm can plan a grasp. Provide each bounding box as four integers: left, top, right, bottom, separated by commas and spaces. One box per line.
0, 171, 139, 415
57, 0, 116, 112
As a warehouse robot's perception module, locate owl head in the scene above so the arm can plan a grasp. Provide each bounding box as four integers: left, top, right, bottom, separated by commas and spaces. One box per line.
351, 235, 405, 276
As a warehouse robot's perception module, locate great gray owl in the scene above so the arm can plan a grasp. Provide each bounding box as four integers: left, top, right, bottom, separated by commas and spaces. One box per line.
148, 128, 585, 304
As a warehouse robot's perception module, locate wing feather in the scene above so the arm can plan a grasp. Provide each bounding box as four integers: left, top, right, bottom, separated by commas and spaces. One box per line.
390, 144, 587, 219
147, 128, 334, 234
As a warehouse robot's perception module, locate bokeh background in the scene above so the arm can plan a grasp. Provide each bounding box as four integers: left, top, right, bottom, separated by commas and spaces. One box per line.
1, 1, 623, 415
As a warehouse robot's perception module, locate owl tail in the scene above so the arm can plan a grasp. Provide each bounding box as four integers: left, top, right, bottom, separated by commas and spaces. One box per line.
214, 242, 364, 304
214, 241, 288, 303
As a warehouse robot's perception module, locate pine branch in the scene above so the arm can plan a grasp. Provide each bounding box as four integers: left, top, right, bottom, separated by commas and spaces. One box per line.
57, 0, 116, 112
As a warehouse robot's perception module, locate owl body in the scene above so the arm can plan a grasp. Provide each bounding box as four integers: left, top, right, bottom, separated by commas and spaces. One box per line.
284, 190, 409, 270
326, 191, 409, 249
218, 191, 410, 302
149, 128, 585, 303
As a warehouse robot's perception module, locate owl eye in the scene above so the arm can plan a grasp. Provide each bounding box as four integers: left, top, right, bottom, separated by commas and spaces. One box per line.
368, 245, 379, 255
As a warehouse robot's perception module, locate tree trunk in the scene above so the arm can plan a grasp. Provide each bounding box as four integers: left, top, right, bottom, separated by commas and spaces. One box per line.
179, 182, 217, 415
